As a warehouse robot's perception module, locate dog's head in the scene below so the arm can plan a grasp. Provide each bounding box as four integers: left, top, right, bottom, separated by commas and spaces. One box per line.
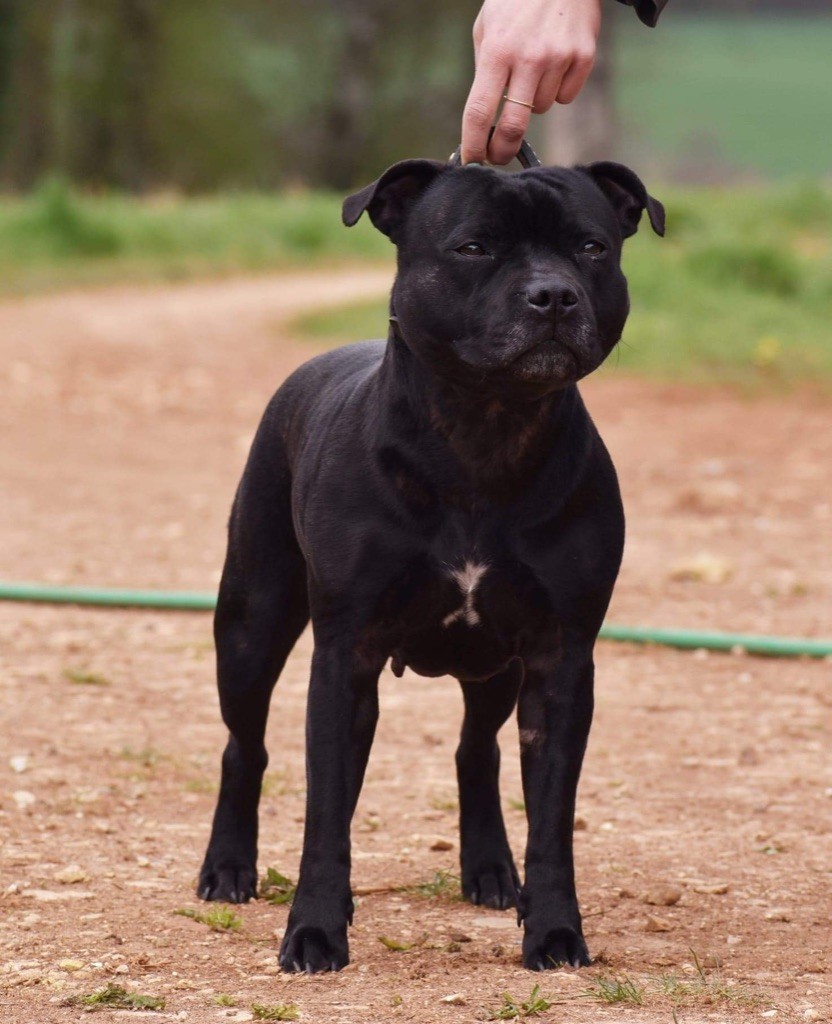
343, 159, 664, 396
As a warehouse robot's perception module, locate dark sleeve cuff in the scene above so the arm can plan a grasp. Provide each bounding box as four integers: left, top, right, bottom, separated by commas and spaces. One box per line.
613, 0, 668, 27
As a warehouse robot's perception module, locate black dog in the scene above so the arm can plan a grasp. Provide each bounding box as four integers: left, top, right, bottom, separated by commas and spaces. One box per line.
198, 156, 664, 973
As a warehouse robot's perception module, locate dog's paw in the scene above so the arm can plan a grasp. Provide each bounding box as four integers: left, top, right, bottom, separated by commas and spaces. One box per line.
279, 921, 349, 974
522, 925, 590, 971
197, 856, 257, 904
462, 858, 520, 910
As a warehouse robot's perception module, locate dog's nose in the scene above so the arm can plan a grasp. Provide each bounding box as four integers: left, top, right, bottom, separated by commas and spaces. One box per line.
526, 281, 579, 316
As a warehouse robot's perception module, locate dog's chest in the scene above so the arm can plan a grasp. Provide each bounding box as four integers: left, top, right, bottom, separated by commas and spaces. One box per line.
387, 542, 550, 682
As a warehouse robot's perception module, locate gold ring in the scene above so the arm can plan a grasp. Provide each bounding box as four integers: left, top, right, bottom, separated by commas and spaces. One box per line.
503, 94, 535, 111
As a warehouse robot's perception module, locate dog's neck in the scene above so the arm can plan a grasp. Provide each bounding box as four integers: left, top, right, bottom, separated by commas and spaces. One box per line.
380, 326, 578, 494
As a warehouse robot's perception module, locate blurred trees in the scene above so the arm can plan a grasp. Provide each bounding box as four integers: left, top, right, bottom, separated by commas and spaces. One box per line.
0, 0, 479, 192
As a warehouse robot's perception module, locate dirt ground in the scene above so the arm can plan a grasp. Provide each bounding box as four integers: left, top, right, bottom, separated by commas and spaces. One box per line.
0, 268, 829, 1024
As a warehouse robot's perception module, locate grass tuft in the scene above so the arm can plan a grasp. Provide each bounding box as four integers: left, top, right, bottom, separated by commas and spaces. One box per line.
406, 869, 461, 900
488, 985, 552, 1020
258, 867, 296, 905
587, 974, 645, 1005
251, 1003, 299, 1021
174, 904, 242, 931
64, 667, 111, 687
65, 982, 165, 1011
656, 947, 762, 1008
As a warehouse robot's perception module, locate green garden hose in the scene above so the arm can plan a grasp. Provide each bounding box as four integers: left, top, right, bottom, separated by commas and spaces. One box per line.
0, 580, 829, 659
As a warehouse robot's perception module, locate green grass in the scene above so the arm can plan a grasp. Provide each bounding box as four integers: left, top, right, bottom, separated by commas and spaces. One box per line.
63, 667, 111, 687
488, 985, 553, 1020
406, 869, 462, 900
291, 182, 832, 388
258, 867, 296, 905
616, 15, 832, 180
65, 983, 165, 1011
251, 1004, 299, 1022
587, 975, 645, 1005
0, 177, 391, 295
174, 904, 242, 931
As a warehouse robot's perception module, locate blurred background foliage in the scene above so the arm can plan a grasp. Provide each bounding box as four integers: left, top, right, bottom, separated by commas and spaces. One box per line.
0, 0, 829, 192
0, 0, 480, 192
0, 0, 828, 386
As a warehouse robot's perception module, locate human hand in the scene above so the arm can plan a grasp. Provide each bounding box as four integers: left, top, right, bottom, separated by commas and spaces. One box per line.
461, 0, 602, 166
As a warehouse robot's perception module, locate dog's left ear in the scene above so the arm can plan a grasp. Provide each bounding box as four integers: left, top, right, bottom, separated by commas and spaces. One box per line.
581, 161, 665, 239
342, 159, 446, 241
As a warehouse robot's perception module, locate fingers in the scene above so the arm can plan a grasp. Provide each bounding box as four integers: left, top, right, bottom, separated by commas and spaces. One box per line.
556, 47, 596, 105
487, 65, 539, 166
461, 54, 509, 165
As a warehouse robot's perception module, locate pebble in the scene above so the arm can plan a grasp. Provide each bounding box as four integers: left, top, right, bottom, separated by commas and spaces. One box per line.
643, 886, 682, 907
9, 755, 28, 773
430, 838, 454, 852
58, 959, 85, 972
54, 864, 88, 884
440, 993, 465, 1005
693, 882, 730, 895
644, 915, 673, 932
12, 790, 36, 809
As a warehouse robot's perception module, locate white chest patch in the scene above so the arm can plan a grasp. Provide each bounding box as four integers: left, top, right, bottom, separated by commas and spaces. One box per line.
442, 561, 489, 628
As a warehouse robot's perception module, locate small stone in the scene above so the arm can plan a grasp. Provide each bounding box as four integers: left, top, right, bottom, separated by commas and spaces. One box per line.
644, 915, 673, 932
727, 934, 742, 946
765, 908, 790, 922
55, 865, 88, 885
9, 755, 28, 773
643, 886, 682, 907
617, 887, 636, 900
114, 963, 129, 974
803, 1009, 820, 1021
440, 993, 466, 1005
573, 816, 588, 831
694, 882, 729, 895
449, 933, 471, 943
760, 1011, 778, 1018
430, 838, 454, 852
12, 790, 36, 809
58, 960, 85, 972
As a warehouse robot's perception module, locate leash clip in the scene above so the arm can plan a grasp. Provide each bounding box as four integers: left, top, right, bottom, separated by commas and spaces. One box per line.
448, 127, 541, 170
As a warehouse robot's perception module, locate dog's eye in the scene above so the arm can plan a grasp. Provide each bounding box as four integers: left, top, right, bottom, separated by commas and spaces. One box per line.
580, 240, 606, 257
456, 242, 488, 257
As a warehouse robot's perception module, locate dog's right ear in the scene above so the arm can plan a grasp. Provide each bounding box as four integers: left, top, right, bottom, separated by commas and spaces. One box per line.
342, 160, 445, 241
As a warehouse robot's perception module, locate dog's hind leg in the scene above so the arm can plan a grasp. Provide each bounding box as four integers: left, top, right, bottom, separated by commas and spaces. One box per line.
456, 659, 523, 909
198, 447, 309, 904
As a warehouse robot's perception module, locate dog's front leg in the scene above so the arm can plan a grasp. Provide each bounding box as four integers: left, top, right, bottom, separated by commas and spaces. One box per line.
279, 641, 380, 974
518, 645, 594, 970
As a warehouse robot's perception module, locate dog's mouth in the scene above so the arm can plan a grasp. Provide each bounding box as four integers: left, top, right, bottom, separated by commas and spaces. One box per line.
510, 335, 581, 366
450, 321, 603, 387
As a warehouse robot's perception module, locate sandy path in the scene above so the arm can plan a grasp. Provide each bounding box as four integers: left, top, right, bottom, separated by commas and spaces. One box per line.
0, 267, 829, 1023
